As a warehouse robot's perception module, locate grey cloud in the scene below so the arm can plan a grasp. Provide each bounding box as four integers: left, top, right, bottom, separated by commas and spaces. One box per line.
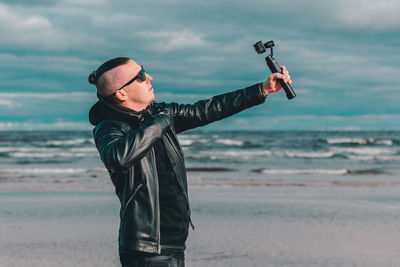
0, 0, 399, 129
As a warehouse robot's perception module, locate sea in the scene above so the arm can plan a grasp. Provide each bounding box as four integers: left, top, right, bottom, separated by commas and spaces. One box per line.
2, 130, 400, 266
1, 130, 399, 188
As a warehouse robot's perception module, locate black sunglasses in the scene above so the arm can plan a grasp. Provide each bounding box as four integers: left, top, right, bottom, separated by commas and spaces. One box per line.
114, 66, 146, 94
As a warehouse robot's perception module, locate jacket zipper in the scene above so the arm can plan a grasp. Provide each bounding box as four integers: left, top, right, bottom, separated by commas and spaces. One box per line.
129, 113, 144, 122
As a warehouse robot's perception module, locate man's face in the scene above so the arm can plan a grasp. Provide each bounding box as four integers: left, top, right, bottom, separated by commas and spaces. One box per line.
115, 59, 155, 108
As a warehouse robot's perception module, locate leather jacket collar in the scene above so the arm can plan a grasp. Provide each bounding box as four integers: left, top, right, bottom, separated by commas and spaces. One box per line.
89, 93, 158, 126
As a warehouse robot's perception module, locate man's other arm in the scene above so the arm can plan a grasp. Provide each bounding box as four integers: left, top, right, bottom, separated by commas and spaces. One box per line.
93, 113, 171, 169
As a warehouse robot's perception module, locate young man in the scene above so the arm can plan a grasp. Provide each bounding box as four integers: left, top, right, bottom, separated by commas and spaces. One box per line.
88, 57, 291, 267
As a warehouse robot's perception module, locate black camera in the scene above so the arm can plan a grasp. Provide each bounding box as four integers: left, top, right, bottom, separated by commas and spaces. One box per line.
253, 40, 296, 100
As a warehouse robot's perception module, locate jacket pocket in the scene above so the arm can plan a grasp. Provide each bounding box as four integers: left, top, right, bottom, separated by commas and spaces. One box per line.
120, 183, 144, 219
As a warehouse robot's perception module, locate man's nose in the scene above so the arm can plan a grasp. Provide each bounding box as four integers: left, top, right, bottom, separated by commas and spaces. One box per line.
146, 73, 153, 82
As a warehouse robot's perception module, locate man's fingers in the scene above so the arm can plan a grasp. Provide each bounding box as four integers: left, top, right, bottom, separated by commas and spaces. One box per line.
269, 71, 292, 85
272, 72, 285, 80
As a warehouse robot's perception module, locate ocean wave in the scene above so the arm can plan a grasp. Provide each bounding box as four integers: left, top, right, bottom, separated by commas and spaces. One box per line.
347, 155, 400, 161
177, 136, 209, 146
346, 155, 376, 161
0, 146, 97, 157
253, 168, 349, 175
197, 150, 271, 160
330, 147, 397, 156
178, 140, 196, 146
347, 169, 384, 175
279, 150, 335, 158
0, 168, 105, 174
177, 139, 208, 146
186, 167, 232, 172
215, 139, 244, 146
376, 155, 400, 161
326, 138, 393, 146
46, 138, 94, 146
327, 138, 370, 145
375, 140, 394, 145
9, 152, 96, 158
177, 134, 202, 139
70, 147, 98, 152
277, 147, 398, 160
0, 147, 63, 153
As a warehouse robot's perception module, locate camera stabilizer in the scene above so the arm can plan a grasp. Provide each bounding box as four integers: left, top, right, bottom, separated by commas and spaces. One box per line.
253, 40, 296, 100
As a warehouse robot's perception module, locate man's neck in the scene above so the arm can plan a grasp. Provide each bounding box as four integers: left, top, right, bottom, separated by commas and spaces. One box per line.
119, 101, 147, 112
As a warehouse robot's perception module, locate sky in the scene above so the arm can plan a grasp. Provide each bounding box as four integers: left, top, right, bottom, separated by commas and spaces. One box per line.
0, 0, 399, 131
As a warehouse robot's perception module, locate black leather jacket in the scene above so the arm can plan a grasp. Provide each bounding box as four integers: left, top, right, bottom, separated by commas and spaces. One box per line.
89, 83, 266, 254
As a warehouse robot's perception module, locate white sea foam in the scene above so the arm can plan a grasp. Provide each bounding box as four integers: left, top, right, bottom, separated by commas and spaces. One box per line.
259, 169, 349, 175
347, 155, 376, 161
346, 154, 400, 162
177, 134, 202, 139
177, 139, 208, 146
327, 138, 393, 146
197, 149, 271, 160
327, 138, 370, 145
9, 152, 95, 158
178, 140, 196, 146
0, 146, 97, 155
215, 139, 244, 146
69, 147, 97, 152
375, 140, 394, 145
46, 139, 93, 145
281, 150, 335, 158
376, 155, 400, 161
347, 154, 400, 162
0, 168, 105, 174
0, 147, 62, 153
330, 147, 397, 156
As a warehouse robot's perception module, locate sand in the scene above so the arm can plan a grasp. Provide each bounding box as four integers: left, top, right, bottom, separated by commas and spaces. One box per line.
1, 176, 400, 267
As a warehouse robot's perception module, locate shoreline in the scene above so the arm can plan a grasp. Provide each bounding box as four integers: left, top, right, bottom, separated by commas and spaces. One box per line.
1, 171, 400, 192
0, 178, 400, 192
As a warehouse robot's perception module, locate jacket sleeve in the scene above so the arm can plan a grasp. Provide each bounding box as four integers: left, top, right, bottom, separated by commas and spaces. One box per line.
166, 83, 266, 133
93, 113, 171, 169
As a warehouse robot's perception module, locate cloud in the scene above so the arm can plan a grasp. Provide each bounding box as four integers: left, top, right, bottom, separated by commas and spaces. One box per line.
0, 0, 399, 129
139, 30, 207, 52
0, 3, 106, 52
336, 0, 400, 30
0, 100, 22, 108
0, 3, 69, 51
0, 53, 99, 74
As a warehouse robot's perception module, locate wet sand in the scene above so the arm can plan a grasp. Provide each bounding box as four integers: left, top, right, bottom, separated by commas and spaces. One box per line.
1, 176, 400, 267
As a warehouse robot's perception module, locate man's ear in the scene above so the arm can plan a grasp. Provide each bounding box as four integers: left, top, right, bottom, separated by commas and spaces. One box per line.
115, 89, 129, 101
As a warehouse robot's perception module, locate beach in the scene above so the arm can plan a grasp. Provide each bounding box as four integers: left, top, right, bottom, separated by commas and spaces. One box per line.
2, 173, 400, 267
1, 130, 400, 266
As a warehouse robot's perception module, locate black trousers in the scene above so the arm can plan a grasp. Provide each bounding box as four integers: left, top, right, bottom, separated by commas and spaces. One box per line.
120, 248, 185, 267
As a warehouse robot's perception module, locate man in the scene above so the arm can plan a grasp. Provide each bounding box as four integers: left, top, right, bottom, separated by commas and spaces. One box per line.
88, 57, 291, 267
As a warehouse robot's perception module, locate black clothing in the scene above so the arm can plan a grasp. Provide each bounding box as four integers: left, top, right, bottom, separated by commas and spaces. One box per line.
89, 83, 266, 255
120, 247, 185, 267
154, 140, 189, 246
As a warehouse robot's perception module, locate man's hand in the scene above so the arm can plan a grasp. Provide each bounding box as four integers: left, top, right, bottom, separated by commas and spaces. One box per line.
261, 66, 292, 96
